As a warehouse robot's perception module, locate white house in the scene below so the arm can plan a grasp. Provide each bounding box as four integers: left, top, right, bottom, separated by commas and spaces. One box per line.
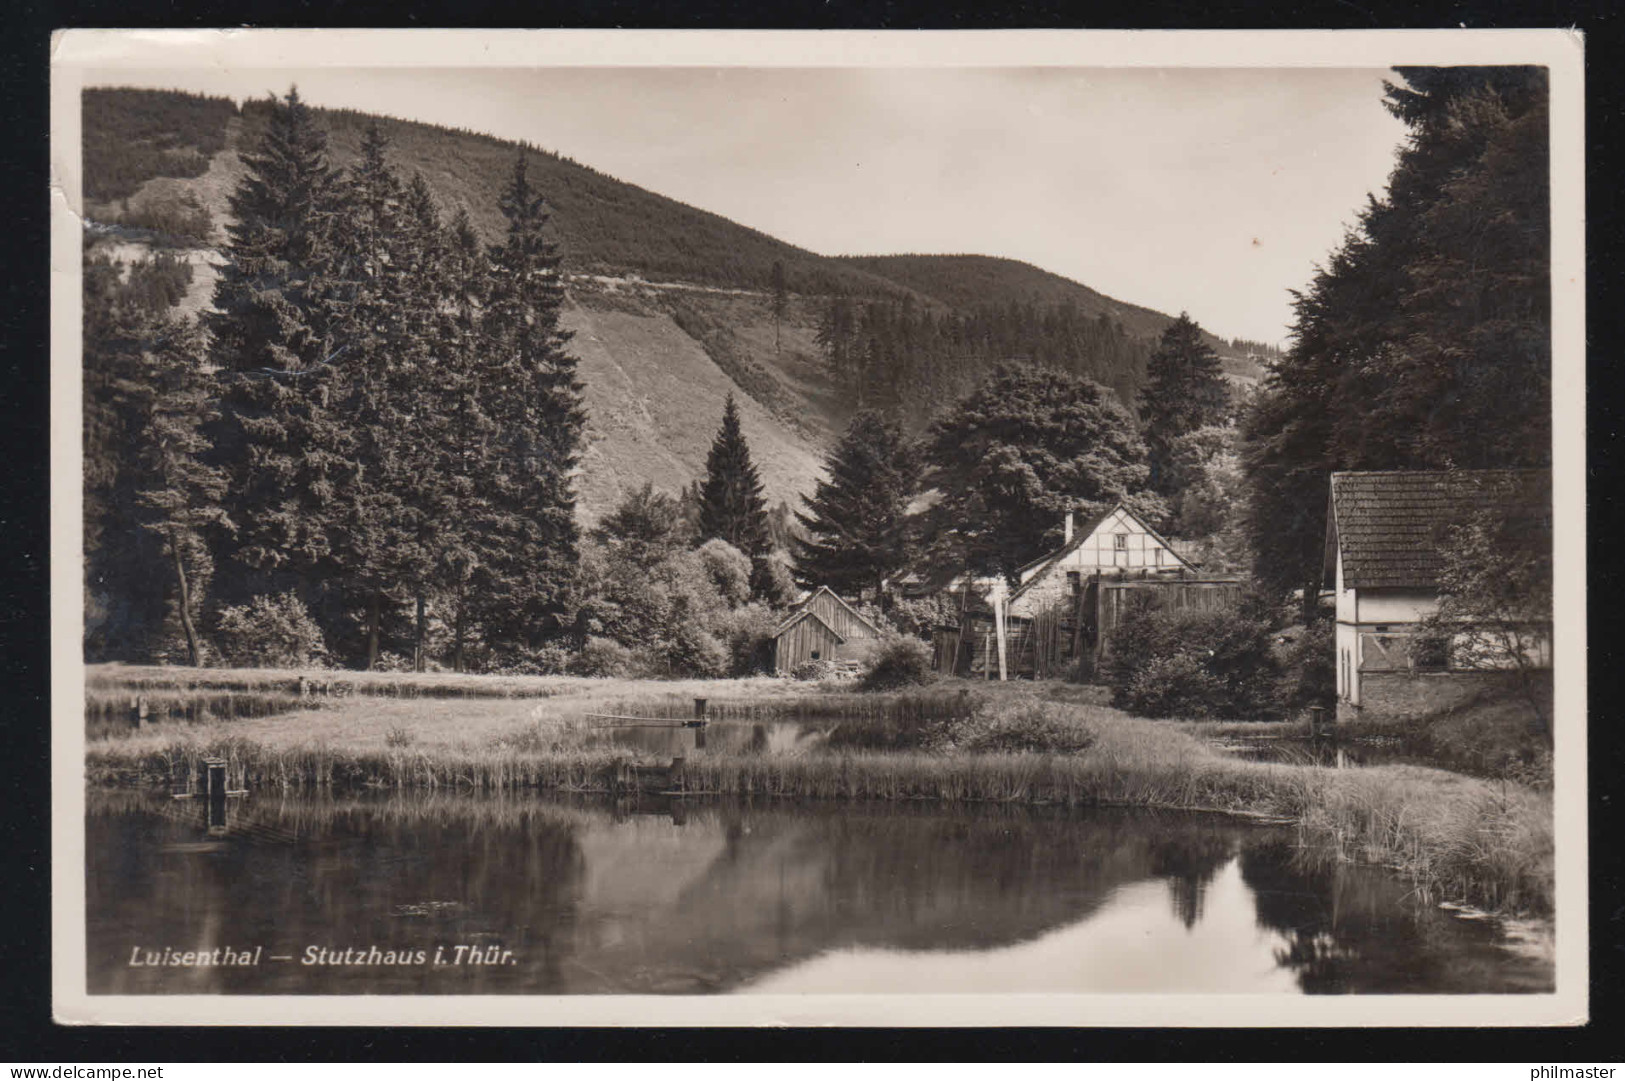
1324, 468, 1551, 720
1006, 503, 1197, 620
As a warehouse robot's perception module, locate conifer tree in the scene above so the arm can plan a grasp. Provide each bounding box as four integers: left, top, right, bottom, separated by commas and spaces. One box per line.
206, 88, 349, 627
1241, 66, 1550, 614
84, 249, 225, 662
1139, 312, 1229, 495
698, 393, 771, 561
793, 410, 919, 598
474, 151, 585, 650
325, 124, 420, 667
134, 318, 231, 666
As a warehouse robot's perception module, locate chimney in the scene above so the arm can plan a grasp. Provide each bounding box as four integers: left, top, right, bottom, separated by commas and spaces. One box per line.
1063, 510, 1075, 545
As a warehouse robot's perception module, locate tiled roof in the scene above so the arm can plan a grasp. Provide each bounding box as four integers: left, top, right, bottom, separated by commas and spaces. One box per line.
1328, 469, 1550, 590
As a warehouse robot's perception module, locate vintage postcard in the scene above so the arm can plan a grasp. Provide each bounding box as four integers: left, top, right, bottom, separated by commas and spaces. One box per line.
50, 29, 1587, 1026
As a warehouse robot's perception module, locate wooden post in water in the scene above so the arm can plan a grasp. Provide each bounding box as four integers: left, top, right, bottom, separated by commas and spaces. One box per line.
669, 756, 687, 793
1308, 705, 1327, 740
694, 697, 708, 722
204, 757, 228, 826
130, 695, 149, 730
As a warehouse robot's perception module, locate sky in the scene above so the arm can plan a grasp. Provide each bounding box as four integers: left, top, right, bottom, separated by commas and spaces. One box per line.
85, 64, 1410, 345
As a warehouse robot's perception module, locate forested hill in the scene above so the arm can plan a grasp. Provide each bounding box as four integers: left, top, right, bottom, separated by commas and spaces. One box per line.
835, 254, 1209, 346
81, 86, 1260, 520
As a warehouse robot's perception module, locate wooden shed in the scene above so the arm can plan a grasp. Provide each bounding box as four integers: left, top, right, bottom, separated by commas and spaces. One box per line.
773, 586, 881, 674
773, 609, 848, 674
797, 586, 882, 641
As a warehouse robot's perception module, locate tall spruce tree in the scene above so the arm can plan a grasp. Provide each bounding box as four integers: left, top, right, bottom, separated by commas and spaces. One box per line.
206, 88, 349, 631
322, 123, 418, 666
431, 204, 498, 670
473, 151, 585, 651
1139, 312, 1229, 495
83, 249, 224, 662
793, 410, 920, 598
698, 393, 771, 560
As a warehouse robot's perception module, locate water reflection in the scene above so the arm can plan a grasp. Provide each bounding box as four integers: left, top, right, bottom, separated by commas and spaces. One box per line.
85, 790, 1551, 996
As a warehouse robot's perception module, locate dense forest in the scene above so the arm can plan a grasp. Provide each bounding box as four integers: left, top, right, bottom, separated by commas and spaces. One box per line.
82, 87, 237, 203
813, 295, 1154, 424
1241, 66, 1551, 613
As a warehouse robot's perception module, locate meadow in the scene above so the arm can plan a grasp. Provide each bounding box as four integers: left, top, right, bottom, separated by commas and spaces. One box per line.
82, 664, 1555, 921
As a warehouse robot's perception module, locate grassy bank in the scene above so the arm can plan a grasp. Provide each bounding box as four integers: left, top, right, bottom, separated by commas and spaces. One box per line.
82, 670, 1554, 920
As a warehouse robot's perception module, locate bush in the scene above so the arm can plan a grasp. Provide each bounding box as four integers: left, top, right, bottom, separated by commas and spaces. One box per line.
212, 592, 328, 669
568, 636, 640, 678
488, 643, 574, 676
1122, 652, 1228, 719
1273, 619, 1335, 716
1103, 593, 1280, 719
859, 636, 936, 692
664, 619, 730, 678
717, 602, 779, 677
954, 700, 1097, 754
696, 538, 752, 607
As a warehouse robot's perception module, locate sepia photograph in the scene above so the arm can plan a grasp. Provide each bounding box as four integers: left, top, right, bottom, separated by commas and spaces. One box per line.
48, 29, 1586, 1027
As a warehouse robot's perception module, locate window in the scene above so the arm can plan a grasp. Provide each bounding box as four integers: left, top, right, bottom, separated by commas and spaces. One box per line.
1113, 533, 1128, 550
810, 650, 821, 661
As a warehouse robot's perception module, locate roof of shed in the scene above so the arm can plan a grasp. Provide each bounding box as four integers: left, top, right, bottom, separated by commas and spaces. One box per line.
1326, 469, 1550, 590
772, 608, 847, 642
794, 586, 881, 636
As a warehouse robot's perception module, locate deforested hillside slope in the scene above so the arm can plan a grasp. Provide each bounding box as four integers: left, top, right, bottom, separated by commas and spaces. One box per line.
563, 288, 835, 524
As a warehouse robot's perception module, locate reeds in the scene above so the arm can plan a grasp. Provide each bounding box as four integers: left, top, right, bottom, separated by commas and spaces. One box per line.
81, 677, 1555, 920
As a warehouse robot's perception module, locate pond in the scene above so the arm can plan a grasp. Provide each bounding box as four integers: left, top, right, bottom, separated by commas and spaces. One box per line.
86, 790, 1552, 996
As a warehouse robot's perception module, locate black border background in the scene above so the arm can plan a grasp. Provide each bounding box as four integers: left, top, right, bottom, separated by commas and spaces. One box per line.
3, 2, 1619, 1063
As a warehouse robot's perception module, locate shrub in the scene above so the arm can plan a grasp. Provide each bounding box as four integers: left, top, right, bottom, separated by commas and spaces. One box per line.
859, 636, 936, 692
1122, 652, 1227, 719
489, 643, 573, 676
664, 619, 730, 678
717, 602, 779, 677
384, 726, 415, 748
1103, 593, 1280, 719
212, 592, 327, 669
955, 700, 1097, 754
1273, 619, 1335, 716
696, 538, 753, 607
569, 636, 640, 678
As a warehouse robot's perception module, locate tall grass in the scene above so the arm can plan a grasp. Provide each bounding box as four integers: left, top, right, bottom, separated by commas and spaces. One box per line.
82, 677, 1554, 920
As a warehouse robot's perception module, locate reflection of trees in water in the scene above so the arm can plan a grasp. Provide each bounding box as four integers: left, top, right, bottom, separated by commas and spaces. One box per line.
1236, 838, 1551, 994
1146, 832, 1238, 929
86, 792, 590, 994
